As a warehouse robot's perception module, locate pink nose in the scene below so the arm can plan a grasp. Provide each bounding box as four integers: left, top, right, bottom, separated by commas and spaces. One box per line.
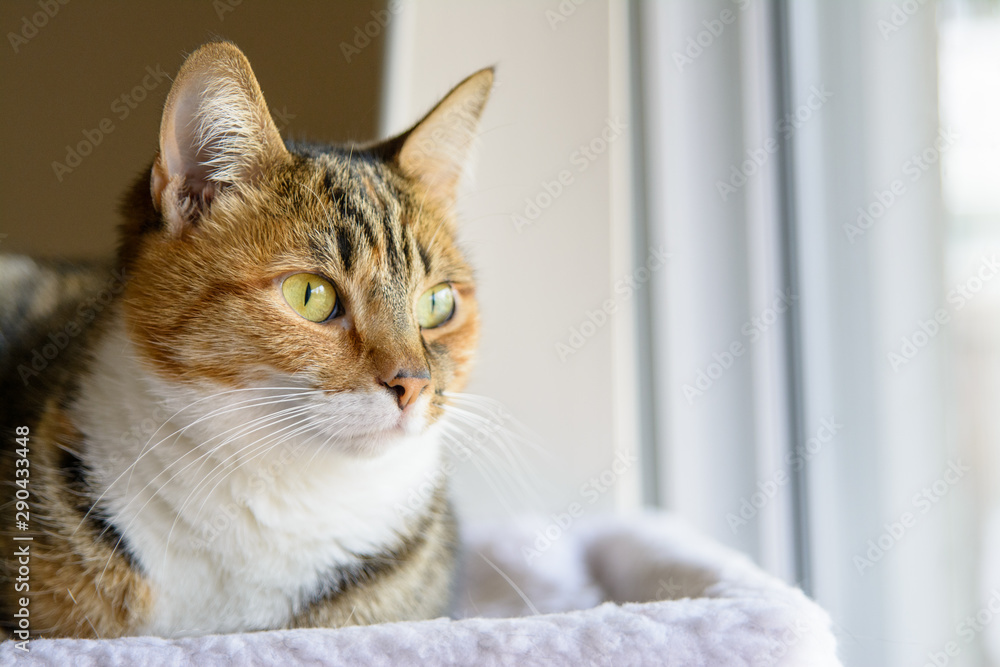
384, 374, 430, 410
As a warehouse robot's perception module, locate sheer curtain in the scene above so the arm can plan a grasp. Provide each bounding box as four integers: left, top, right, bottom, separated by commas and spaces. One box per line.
639, 1, 958, 665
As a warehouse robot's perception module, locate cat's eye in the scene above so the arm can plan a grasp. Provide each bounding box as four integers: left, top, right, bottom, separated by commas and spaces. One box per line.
282, 273, 338, 322
417, 283, 456, 329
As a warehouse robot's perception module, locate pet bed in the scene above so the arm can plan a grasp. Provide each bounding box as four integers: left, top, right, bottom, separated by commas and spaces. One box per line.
1, 512, 841, 666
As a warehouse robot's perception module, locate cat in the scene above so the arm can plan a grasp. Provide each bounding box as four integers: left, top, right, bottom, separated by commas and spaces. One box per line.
0, 41, 493, 638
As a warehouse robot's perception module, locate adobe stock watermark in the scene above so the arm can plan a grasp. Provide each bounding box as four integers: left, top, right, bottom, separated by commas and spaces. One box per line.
717, 84, 833, 202
545, 0, 589, 30
511, 117, 627, 233
672, 0, 752, 73
520, 449, 637, 564
52, 58, 294, 183
653, 577, 684, 600
853, 458, 970, 575
682, 288, 796, 404
726, 417, 842, 534
117, 403, 171, 454
555, 244, 670, 362
212, 0, 241, 20
7, 0, 69, 54
877, 0, 931, 40
339, 0, 403, 63
921, 590, 1000, 667
188, 396, 349, 552
751, 618, 813, 667
51, 64, 172, 182
887, 254, 999, 372
842, 127, 959, 243
189, 437, 313, 552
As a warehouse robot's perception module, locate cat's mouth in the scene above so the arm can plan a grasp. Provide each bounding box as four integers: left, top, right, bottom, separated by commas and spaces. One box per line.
304, 389, 430, 450
369, 399, 428, 438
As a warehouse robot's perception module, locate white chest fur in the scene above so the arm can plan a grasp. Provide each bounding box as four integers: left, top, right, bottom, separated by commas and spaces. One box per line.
71, 323, 444, 636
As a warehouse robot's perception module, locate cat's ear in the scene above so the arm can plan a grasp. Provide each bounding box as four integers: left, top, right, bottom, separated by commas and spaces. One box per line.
151, 42, 289, 234
390, 68, 494, 204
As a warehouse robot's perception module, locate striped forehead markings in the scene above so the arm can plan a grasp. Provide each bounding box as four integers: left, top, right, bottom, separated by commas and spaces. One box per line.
416, 239, 432, 273
334, 225, 354, 274
320, 167, 423, 281
381, 209, 406, 274
329, 187, 377, 251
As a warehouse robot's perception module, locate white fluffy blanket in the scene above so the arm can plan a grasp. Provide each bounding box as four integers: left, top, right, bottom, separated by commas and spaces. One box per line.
1, 512, 840, 666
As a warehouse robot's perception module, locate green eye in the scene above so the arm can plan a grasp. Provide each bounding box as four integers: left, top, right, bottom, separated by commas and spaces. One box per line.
282, 273, 338, 322
417, 283, 455, 329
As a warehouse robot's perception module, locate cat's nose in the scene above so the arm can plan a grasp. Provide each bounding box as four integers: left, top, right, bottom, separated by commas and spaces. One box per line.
384, 371, 431, 411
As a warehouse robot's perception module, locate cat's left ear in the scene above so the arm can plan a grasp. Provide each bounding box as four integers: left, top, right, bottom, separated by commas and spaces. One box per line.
389, 68, 494, 205
151, 42, 290, 234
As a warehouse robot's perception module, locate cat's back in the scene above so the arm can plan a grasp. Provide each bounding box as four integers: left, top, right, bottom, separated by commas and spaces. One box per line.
0, 255, 117, 421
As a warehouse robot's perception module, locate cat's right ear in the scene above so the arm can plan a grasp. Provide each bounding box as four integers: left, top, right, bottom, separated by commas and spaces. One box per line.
151, 42, 290, 235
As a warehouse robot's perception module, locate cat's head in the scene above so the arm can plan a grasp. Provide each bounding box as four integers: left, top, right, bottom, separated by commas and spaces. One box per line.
117, 42, 492, 455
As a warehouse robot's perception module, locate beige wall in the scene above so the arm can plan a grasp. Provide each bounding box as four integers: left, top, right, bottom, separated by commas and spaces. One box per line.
0, 0, 385, 259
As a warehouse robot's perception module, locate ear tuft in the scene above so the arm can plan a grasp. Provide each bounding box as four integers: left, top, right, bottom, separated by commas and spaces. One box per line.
151, 42, 288, 234
392, 67, 495, 205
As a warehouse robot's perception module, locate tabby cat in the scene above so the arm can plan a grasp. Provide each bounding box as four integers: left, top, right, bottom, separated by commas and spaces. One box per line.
0, 42, 492, 638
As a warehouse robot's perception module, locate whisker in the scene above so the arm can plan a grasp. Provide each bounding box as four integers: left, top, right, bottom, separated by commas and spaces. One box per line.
187, 413, 345, 522
95, 405, 317, 586
442, 391, 551, 457
441, 405, 543, 488
125, 389, 323, 492
437, 423, 539, 515
439, 431, 521, 516
97, 399, 318, 534
78, 387, 322, 535
160, 414, 346, 565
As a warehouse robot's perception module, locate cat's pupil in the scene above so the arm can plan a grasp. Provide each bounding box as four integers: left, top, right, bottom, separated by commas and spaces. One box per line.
304, 282, 313, 306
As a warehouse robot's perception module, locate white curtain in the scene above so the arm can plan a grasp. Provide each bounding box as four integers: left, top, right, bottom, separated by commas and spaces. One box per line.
639, 1, 956, 665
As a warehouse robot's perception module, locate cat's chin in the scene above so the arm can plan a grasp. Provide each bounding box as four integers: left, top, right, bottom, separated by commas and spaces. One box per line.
314, 399, 432, 458
325, 423, 432, 459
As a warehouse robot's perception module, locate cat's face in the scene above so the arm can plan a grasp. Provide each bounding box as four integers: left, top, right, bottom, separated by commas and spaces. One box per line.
117, 42, 491, 454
